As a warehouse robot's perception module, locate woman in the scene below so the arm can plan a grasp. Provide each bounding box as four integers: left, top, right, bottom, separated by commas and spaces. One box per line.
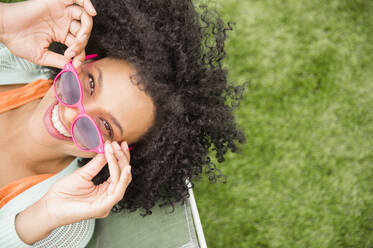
0, 0, 245, 246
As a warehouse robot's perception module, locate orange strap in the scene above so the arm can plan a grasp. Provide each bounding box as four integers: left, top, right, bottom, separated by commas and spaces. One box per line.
0, 79, 56, 208
0, 79, 53, 114
0, 174, 55, 208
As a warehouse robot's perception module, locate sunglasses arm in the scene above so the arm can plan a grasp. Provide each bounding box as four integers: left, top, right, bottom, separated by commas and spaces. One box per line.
85, 54, 98, 60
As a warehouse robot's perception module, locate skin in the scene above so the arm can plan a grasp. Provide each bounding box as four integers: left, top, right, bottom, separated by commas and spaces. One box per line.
0, 0, 96, 69
0, 58, 156, 175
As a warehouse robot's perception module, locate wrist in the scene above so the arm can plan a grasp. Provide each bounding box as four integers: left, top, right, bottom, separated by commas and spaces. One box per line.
15, 197, 59, 245
37, 195, 62, 230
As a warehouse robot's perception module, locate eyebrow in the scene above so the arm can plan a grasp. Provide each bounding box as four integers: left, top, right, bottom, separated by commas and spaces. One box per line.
96, 65, 124, 138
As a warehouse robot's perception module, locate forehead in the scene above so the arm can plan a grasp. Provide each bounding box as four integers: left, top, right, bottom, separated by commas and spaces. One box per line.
86, 58, 155, 143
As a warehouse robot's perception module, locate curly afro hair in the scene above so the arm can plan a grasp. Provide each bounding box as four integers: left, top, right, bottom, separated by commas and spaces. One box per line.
51, 0, 246, 216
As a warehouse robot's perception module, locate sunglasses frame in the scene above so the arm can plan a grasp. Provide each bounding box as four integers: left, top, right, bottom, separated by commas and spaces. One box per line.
53, 54, 106, 154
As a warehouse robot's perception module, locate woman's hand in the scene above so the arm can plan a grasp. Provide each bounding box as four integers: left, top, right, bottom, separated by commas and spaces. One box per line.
42, 141, 132, 228
0, 0, 96, 69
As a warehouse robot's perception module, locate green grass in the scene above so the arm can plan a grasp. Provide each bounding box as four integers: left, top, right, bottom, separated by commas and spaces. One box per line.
194, 0, 373, 247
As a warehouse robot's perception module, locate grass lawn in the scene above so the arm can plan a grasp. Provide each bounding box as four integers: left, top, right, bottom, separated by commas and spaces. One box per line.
194, 0, 373, 247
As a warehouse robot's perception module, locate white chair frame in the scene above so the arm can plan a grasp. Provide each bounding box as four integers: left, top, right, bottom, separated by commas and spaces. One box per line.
186, 180, 208, 248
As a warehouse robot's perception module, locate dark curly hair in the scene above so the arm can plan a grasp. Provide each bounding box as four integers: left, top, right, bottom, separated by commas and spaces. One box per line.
50, 0, 246, 216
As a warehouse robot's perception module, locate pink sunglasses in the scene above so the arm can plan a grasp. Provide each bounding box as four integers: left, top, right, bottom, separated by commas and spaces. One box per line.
53, 54, 133, 154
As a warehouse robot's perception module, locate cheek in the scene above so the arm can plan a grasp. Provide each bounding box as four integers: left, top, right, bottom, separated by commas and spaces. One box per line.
27, 110, 50, 145
125, 117, 154, 144
73, 150, 96, 158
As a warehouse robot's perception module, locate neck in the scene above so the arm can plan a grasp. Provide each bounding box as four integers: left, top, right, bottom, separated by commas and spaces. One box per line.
0, 99, 75, 174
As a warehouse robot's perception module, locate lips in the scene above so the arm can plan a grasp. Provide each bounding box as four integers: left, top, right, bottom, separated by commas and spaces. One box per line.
43, 99, 72, 141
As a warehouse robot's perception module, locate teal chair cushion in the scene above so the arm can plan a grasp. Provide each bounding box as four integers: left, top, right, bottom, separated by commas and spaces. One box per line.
86, 201, 198, 248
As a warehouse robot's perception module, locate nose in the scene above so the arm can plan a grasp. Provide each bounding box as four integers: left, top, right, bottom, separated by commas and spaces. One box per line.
60, 104, 80, 130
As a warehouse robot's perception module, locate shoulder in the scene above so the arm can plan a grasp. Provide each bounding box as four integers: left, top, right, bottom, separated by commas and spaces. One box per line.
0, 42, 51, 85
1, 158, 80, 212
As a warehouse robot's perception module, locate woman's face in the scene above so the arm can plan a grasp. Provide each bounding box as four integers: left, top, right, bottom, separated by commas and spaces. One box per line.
28, 58, 156, 158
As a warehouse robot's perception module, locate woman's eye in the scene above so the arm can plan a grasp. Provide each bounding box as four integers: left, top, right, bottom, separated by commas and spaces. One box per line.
89, 75, 114, 139
88, 73, 95, 96
99, 117, 114, 139
103, 120, 113, 138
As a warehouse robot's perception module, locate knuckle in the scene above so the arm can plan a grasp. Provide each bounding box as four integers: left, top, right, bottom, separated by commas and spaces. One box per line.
75, 38, 85, 45
120, 189, 127, 199
115, 150, 125, 158
99, 211, 110, 218
115, 195, 122, 203
127, 173, 132, 182
96, 209, 108, 218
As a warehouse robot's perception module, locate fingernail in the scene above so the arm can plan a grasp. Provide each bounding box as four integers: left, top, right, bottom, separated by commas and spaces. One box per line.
105, 143, 113, 154
92, 8, 97, 16
112, 141, 121, 151
126, 166, 131, 173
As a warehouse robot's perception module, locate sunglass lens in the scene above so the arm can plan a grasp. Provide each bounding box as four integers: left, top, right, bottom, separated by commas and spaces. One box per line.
72, 117, 100, 150
56, 71, 81, 105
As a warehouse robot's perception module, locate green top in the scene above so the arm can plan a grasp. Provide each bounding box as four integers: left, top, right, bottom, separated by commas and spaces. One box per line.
0, 43, 50, 85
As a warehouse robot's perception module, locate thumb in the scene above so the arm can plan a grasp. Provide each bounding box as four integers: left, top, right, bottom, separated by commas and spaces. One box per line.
38, 50, 70, 69
76, 154, 108, 180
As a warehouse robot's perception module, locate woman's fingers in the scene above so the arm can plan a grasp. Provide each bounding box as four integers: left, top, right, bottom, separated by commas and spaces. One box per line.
69, 5, 92, 40
72, 49, 86, 71
69, 20, 81, 37
36, 50, 69, 69
112, 141, 130, 169
70, 0, 97, 16
64, 5, 92, 59
121, 141, 131, 162
107, 141, 132, 197
112, 142, 128, 170
64, 33, 76, 49
110, 162, 132, 200
76, 153, 107, 180
105, 142, 121, 184
64, 33, 88, 61
114, 166, 132, 198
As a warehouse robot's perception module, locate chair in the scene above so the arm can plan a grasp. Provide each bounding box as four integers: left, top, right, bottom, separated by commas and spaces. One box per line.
86, 181, 207, 248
